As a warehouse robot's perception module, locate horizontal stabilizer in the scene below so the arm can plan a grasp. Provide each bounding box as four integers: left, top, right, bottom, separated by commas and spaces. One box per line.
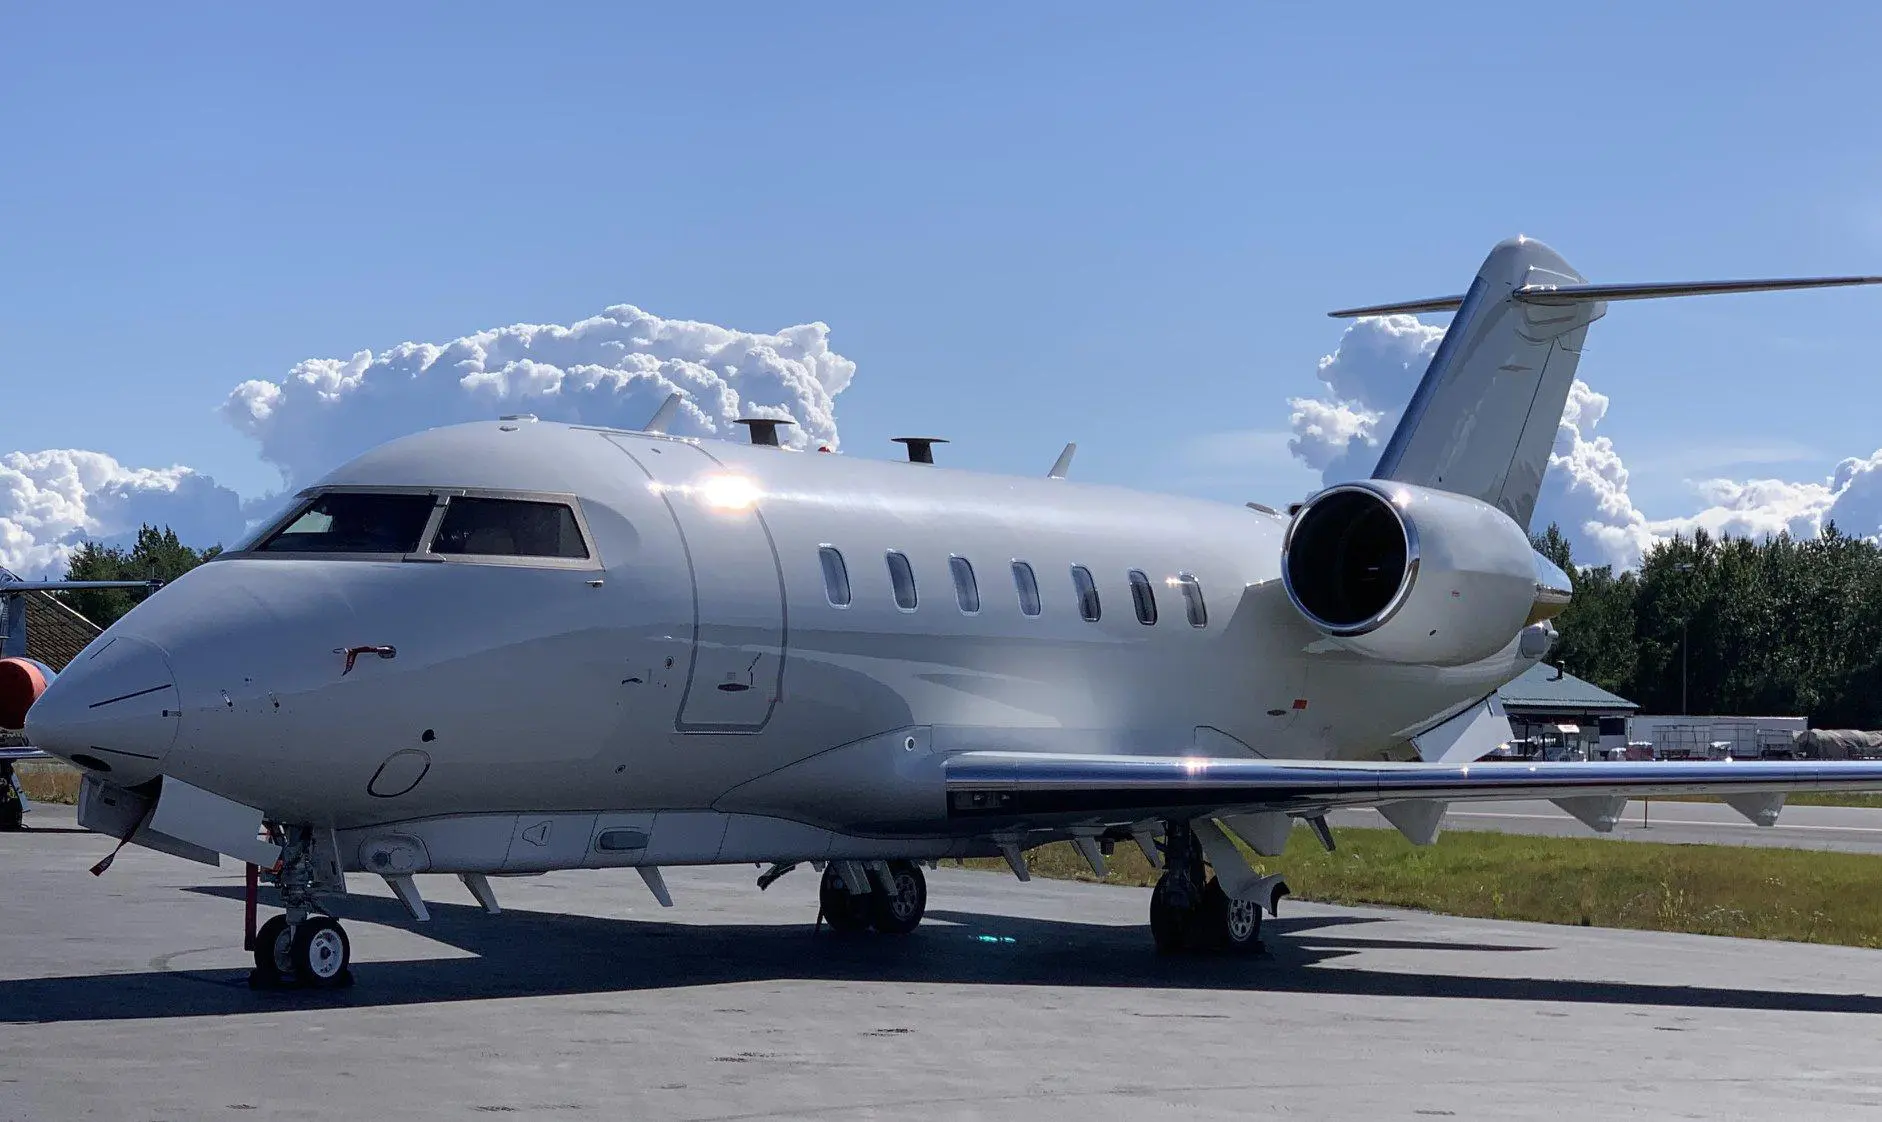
1329, 274, 1882, 318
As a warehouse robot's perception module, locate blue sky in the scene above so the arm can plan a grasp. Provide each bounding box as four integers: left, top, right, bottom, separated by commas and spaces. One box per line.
4, 4, 1881, 565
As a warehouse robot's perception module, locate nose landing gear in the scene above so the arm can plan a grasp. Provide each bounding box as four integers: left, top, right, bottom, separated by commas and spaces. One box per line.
247, 825, 354, 990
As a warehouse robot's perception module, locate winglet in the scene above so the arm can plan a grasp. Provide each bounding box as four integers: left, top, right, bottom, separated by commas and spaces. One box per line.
1048, 442, 1076, 479
643, 392, 682, 435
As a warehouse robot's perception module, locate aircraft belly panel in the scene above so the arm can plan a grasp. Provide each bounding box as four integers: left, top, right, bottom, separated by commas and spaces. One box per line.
612, 438, 786, 732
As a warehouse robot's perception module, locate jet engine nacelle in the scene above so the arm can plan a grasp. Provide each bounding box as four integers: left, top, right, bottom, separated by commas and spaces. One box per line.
1281, 480, 1566, 666
0, 657, 56, 731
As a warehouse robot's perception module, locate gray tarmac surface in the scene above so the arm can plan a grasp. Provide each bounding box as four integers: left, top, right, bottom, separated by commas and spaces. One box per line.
1330, 798, 1882, 853
7, 806, 1882, 1121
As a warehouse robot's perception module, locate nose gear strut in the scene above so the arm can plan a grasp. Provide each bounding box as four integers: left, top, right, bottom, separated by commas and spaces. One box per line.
248, 824, 354, 989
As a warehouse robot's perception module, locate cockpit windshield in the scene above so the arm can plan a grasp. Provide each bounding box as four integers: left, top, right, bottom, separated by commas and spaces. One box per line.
430, 497, 589, 559
254, 492, 436, 554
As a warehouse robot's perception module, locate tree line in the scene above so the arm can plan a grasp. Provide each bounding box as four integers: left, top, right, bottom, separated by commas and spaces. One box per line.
55, 525, 221, 629
1535, 522, 1882, 729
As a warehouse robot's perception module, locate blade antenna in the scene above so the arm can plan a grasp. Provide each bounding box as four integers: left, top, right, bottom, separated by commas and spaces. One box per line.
642, 392, 682, 434
1047, 442, 1076, 480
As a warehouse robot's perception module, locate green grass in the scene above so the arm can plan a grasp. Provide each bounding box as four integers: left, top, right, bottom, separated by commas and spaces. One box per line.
1656, 792, 1882, 809
962, 826, 1882, 949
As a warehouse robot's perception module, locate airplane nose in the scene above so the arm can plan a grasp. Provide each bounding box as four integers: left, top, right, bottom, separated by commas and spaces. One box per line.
26, 634, 180, 783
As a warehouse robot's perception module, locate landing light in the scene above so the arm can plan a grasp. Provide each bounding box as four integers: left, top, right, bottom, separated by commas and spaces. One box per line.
698, 474, 762, 512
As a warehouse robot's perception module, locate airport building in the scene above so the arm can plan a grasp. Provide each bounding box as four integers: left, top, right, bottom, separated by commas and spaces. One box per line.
0, 587, 104, 671
1493, 663, 1639, 760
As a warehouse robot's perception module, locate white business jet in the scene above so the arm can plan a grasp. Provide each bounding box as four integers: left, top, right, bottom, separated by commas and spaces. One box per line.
18, 236, 1882, 988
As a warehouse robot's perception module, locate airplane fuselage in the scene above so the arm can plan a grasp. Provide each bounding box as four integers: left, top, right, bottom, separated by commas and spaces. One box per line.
36, 419, 1528, 861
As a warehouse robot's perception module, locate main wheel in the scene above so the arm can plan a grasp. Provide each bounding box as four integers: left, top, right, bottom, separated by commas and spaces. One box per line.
290, 916, 352, 988
868, 860, 927, 935
1201, 878, 1263, 954
0, 795, 22, 832
253, 915, 294, 977
818, 867, 873, 933
1149, 875, 1191, 954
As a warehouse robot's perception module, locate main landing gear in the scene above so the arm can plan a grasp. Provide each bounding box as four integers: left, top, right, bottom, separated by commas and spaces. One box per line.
248, 825, 354, 990
1148, 820, 1266, 955
818, 859, 927, 935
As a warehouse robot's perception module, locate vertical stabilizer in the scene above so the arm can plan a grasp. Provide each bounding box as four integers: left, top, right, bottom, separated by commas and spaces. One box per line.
1366, 237, 1598, 529
1333, 239, 1882, 530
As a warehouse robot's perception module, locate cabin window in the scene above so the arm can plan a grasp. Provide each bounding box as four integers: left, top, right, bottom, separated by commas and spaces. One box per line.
255, 491, 436, 554
887, 551, 918, 611
1071, 565, 1101, 622
1177, 573, 1207, 628
431, 497, 589, 558
1128, 570, 1158, 625
819, 547, 852, 607
950, 556, 980, 614
1012, 561, 1041, 617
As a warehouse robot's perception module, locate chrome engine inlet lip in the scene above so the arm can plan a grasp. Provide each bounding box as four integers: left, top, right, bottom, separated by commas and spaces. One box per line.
1280, 479, 1421, 638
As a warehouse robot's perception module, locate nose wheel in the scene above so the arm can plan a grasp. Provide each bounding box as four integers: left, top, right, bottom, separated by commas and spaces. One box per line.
249, 914, 354, 989
250, 915, 353, 989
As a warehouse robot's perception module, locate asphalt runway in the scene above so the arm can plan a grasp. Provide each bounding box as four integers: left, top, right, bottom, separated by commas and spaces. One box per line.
1330, 798, 1882, 854
7, 808, 1882, 1121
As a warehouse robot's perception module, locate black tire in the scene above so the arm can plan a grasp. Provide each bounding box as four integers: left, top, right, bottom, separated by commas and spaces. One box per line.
1201, 878, 1262, 955
0, 795, 22, 832
818, 867, 873, 933
290, 917, 352, 988
1149, 875, 1190, 954
868, 860, 927, 935
253, 915, 294, 977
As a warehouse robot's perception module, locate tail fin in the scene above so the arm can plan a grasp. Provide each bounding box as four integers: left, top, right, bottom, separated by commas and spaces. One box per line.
1337, 236, 1882, 529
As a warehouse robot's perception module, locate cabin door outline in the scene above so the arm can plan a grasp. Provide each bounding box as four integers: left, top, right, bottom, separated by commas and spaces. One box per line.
609, 436, 787, 733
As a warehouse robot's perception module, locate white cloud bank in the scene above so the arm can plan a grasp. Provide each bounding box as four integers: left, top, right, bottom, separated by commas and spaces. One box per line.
0, 305, 856, 574
1287, 315, 1882, 568
222, 304, 855, 487
0, 451, 244, 577
4, 299, 1876, 577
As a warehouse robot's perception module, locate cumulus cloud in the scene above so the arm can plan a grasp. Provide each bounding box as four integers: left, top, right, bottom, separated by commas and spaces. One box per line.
0, 304, 856, 575
222, 304, 857, 486
1287, 315, 1658, 567
1645, 453, 1882, 547
0, 451, 245, 576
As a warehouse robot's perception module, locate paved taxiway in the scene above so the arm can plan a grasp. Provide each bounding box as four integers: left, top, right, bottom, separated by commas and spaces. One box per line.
6, 806, 1882, 1121
1331, 798, 1882, 854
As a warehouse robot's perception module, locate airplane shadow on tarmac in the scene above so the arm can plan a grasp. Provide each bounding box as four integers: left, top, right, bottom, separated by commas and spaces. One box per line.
5, 886, 1882, 1024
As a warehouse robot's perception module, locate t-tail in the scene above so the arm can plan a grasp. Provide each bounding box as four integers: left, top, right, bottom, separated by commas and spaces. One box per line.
1334, 236, 1882, 530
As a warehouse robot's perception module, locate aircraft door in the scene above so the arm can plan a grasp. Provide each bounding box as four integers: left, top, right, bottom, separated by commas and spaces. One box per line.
610, 438, 785, 732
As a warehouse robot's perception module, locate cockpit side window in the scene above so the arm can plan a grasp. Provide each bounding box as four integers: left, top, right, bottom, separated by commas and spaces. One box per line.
431, 497, 589, 559
254, 492, 436, 554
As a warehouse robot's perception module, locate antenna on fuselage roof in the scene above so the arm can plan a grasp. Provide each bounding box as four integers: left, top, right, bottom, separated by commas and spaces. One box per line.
642, 392, 682, 434
735, 417, 795, 447
892, 437, 948, 464
1047, 442, 1076, 480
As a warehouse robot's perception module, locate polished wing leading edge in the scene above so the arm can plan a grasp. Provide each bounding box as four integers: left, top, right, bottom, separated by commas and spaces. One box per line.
943, 751, 1882, 842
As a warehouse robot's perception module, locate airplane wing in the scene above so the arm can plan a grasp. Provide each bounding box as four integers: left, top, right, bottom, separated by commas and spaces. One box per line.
0, 746, 47, 763
943, 751, 1882, 834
